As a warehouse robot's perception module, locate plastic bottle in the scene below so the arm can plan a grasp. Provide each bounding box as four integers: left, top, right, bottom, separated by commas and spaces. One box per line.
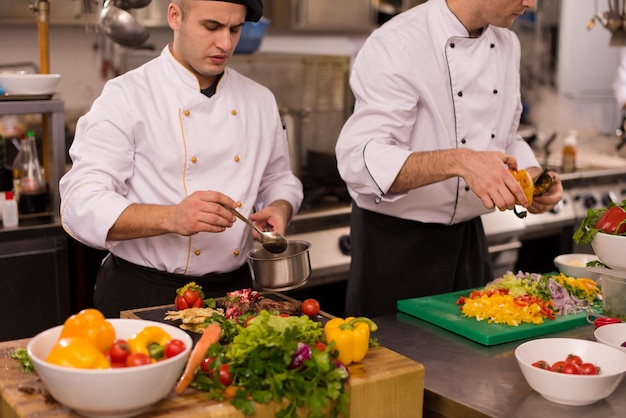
2, 191, 18, 228
561, 130, 577, 173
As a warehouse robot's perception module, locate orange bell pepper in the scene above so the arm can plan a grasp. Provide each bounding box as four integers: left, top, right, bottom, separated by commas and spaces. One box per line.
58, 308, 115, 353
46, 337, 111, 369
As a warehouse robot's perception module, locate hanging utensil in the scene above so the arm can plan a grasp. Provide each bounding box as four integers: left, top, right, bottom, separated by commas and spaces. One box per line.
99, 0, 149, 48
114, 0, 152, 10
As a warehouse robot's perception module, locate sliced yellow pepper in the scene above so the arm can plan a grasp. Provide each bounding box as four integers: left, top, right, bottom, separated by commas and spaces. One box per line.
324, 317, 378, 366
59, 308, 115, 352
46, 337, 111, 369
128, 326, 172, 359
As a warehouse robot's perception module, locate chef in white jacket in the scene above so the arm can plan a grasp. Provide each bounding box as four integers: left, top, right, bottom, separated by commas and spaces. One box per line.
613, 47, 626, 112
60, 0, 303, 317
335, 0, 563, 317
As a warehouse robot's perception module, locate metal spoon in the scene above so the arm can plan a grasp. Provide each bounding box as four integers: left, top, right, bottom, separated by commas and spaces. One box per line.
224, 206, 288, 254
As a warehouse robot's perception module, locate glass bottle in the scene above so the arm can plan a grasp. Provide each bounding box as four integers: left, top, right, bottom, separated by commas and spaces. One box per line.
561, 130, 577, 174
17, 131, 48, 214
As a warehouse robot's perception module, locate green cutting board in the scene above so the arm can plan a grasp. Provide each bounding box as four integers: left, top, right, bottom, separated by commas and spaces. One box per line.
397, 289, 599, 346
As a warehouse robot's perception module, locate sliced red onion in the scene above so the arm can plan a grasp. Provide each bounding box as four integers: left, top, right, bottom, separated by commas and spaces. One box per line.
289, 342, 311, 369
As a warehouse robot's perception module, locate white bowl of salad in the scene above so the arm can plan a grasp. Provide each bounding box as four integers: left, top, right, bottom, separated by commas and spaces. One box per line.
592, 232, 626, 271
573, 202, 626, 271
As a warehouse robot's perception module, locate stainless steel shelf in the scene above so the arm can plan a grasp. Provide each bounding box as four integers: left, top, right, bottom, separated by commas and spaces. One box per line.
0, 99, 65, 223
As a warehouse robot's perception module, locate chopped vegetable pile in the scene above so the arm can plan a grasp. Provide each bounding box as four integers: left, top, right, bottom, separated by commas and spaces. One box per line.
456, 271, 601, 326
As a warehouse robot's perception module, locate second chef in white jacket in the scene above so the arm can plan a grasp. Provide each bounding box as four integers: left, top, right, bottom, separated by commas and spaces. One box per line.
335, 0, 563, 317
60, 0, 303, 317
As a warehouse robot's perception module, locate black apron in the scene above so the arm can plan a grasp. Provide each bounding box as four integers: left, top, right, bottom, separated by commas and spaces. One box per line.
345, 204, 493, 318
94, 254, 252, 318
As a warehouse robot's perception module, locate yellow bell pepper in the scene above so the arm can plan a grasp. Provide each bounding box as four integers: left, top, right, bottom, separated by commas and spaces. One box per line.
59, 308, 115, 353
46, 337, 111, 369
324, 317, 378, 366
128, 326, 172, 359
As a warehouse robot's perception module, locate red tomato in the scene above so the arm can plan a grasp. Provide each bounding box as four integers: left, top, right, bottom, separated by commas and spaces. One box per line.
244, 315, 257, 328
164, 339, 186, 358
175, 290, 203, 310
580, 362, 600, 375
125, 352, 152, 367
109, 339, 131, 364
565, 354, 583, 366
201, 356, 215, 374
201, 357, 232, 386
531, 360, 550, 370
561, 363, 582, 374
550, 361, 566, 372
313, 341, 327, 352
217, 364, 233, 386
301, 299, 320, 317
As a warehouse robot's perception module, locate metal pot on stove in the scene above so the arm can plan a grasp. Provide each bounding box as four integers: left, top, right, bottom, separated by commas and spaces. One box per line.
247, 240, 312, 291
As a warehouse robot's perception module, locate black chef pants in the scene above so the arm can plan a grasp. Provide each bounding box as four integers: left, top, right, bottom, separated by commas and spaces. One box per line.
94, 254, 252, 318
345, 205, 493, 318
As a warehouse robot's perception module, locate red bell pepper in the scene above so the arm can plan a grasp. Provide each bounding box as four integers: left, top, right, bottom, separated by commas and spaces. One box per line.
595, 206, 626, 235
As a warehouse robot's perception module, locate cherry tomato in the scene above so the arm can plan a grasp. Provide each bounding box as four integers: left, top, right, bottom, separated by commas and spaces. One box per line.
565, 354, 583, 366
201, 357, 232, 386
175, 289, 203, 310
313, 341, 327, 352
125, 352, 152, 367
301, 299, 320, 317
244, 315, 257, 328
164, 339, 186, 358
109, 339, 131, 364
201, 356, 215, 374
217, 364, 233, 386
580, 363, 600, 375
561, 363, 582, 374
531, 360, 550, 370
550, 361, 565, 372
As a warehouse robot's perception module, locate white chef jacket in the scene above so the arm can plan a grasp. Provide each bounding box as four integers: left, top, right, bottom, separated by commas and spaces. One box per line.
613, 47, 626, 111
335, 0, 539, 225
60, 45, 303, 276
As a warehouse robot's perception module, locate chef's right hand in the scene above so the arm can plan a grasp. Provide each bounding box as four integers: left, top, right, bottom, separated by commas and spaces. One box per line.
460, 150, 529, 211
172, 190, 237, 235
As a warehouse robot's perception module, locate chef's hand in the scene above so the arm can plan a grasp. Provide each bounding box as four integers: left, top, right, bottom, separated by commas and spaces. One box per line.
528, 171, 563, 214
461, 150, 529, 211
171, 190, 237, 235
249, 200, 293, 237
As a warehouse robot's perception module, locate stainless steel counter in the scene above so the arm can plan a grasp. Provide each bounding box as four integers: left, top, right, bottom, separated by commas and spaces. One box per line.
373, 313, 626, 418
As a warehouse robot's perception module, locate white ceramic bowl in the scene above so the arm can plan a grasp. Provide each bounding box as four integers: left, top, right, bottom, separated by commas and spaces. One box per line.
0, 73, 61, 95
595, 323, 626, 353
553, 253, 601, 281
27, 318, 192, 418
515, 338, 626, 406
592, 232, 626, 271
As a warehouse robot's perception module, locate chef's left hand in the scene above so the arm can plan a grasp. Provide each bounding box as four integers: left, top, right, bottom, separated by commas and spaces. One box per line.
527, 170, 563, 214
249, 200, 293, 237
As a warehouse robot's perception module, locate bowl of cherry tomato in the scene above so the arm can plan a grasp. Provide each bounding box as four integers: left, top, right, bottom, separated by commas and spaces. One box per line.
27, 318, 192, 417
515, 337, 626, 406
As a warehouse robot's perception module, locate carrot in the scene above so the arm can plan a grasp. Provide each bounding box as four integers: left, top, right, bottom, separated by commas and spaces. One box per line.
175, 323, 222, 394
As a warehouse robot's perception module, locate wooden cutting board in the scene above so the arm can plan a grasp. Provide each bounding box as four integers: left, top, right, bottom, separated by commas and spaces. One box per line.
0, 329, 424, 418
397, 289, 599, 346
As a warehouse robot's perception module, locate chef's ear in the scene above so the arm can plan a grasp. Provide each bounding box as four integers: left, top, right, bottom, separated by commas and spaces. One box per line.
168, 1, 183, 30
